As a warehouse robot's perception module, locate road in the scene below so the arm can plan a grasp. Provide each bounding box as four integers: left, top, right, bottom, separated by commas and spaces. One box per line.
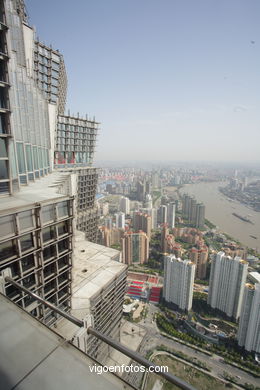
137, 304, 259, 388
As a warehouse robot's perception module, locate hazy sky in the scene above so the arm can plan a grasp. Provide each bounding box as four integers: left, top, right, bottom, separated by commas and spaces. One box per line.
26, 0, 260, 162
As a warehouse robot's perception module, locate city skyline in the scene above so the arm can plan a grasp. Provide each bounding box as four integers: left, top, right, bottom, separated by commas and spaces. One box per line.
26, 0, 260, 163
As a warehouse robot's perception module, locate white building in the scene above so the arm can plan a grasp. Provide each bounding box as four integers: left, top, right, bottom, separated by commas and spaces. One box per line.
207, 252, 248, 320
115, 212, 125, 229
145, 194, 153, 209
163, 255, 195, 311
237, 283, 260, 353
167, 202, 176, 228
119, 196, 130, 215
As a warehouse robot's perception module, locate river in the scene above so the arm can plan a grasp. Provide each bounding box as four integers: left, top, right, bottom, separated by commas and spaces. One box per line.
179, 181, 260, 250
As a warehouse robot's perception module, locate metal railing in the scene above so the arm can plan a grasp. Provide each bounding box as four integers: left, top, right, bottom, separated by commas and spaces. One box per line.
4, 276, 197, 390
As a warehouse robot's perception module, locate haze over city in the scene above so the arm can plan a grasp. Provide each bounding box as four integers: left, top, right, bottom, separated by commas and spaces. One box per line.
26, 0, 260, 162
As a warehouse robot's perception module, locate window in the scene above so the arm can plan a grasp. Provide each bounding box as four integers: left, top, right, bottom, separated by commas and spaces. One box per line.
16, 143, 26, 174
0, 138, 7, 157
44, 263, 56, 279
21, 254, 35, 272
0, 214, 15, 237
43, 244, 56, 261
0, 240, 17, 261
25, 144, 33, 172
33, 146, 39, 170
58, 238, 69, 253
58, 254, 69, 270
42, 226, 56, 242
38, 147, 43, 169
19, 210, 34, 231
0, 113, 7, 134
9, 140, 18, 179
0, 160, 8, 180
57, 221, 69, 236
23, 274, 36, 288
42, 204, 54, 223
20, 233, 34, 252
57, 201, 69, 218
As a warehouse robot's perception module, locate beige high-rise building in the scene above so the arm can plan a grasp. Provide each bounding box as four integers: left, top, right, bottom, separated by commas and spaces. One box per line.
133, 211, 152, 238
189, 247, 208, 279
121, 231, 149, 265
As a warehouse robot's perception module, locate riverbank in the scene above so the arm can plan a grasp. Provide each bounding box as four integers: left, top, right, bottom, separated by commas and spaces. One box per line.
179, 181, 260, 250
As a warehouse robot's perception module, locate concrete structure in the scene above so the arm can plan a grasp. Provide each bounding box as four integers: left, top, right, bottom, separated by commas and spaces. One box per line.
115, 212, 125, 229
133, 211, 152, 238
121, 232, 149, 265
57, 233, 127, 362
163, 254, 195, 311
0, 174, 74, 325
237, 283, 260, 353
207, 251, 248, 320
33, 41, 67, 115
119, 196, 130, 215
167, 202, 176, 229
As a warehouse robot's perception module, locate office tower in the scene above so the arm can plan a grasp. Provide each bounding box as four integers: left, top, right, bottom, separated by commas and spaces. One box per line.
167, 202, 176, 228
55, 114, 99, 243
163, 254, 195, 311
133, 211, 152, 238
152, 171, 159, 188
189, 247, 208, 279
0, 0, 127, 364
159, 205, 167, 224
195, 203, 205, 229
182, 194, 191, 219
121, 232, 149, 265
207, 252, 248, 320
119, 196, 130, 214
136, 180, 145, 201
145, 180, 151, 195
189, 198, 197, 224
145, 193, 153, 209
237, 283, 260, 353
115, 212, 125, 229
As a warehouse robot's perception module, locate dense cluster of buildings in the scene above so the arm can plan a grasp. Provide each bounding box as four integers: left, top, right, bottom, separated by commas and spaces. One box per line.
182, 194, 205, 229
